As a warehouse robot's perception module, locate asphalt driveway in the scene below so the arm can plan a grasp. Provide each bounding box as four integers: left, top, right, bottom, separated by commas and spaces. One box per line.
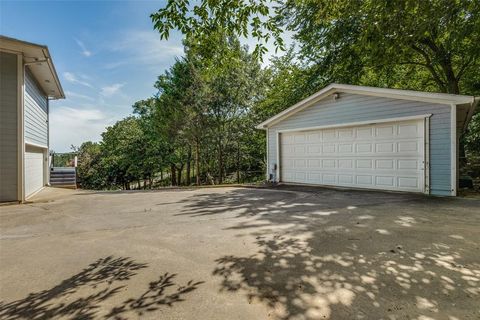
0, 186, 479, 320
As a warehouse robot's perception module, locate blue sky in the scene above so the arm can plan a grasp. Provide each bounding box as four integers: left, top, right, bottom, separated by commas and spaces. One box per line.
1, 0, 185, 151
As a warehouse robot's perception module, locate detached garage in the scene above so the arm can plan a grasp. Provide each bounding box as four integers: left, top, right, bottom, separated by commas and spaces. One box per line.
257, 84, 478, 196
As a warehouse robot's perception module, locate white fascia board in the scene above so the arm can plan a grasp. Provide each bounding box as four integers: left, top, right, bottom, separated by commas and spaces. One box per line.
463, 97, 480, 130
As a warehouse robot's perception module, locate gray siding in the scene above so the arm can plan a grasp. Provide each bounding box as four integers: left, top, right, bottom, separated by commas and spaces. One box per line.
267, 93, 452, 196
0, 52, 19, 201
24, 69, 48, 146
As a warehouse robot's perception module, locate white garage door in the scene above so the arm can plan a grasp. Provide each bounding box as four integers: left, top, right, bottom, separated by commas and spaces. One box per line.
280, 119, 425, 192
25, 146, 45, 197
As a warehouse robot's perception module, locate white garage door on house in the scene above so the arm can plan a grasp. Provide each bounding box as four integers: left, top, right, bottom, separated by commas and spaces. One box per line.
280, 119, 425, 192
25, 146, 45, 197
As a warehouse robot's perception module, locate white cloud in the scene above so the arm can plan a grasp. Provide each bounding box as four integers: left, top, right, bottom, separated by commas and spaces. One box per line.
49, 106, 114, 151
100, 83, 124, 97
105, 30, 183, 69
64, 90, 94, 101
75, 38, 92, 57
63, 72, 93, 88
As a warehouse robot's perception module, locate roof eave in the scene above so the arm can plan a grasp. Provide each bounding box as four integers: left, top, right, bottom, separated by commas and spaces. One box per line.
0, 35, 65, 99
464, 97, 480, 130
256, 83, 475, 129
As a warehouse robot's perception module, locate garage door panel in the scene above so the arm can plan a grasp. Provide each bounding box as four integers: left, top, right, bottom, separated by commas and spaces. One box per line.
307, 145, 321, 154
376, 142, 395, 153
376, 125, 395, 137
306, 132, 321, 142
338, 128, 354, 139
376, 159, 394, 169
323, 174, 336, 184
398, 177, 419, 189
280, 119, 424, 192
398, 141, 420, 152
357, 143, 372, 153
356, 127, 373, 139
323, 144, 335, 153
307, 159, 321, 168
322, 159, 336, 168
356, 159, 373, 169
339, 159, 353, 169
397, 159, 419, 170
357, 175, 373, 185
338, 143, 353, 153
323, 130, 336, 140
398, 122, 421, 137
338, 174, 354, 184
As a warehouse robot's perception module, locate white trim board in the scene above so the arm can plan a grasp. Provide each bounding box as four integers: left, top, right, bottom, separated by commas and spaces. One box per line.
25, 141, 48, 149
17, 52, 25, 202
424, 117, 430, 194
275, 114, 432, 133
275, 116, 429, 194
450, 104, 457, 196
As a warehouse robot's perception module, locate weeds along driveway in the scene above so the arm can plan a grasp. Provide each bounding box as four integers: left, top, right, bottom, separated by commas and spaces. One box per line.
0, 186, 479, 320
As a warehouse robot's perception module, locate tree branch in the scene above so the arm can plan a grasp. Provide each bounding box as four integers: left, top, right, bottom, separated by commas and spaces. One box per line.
410, 44, 447, 92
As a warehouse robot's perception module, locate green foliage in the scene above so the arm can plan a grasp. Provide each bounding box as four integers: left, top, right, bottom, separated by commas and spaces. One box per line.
465, 111, 480, 155
77, 33, 268, 189
151, 0, 285, 60
76, 142, 105, 189
150, 0, 480, 164
77, 1, 480, 189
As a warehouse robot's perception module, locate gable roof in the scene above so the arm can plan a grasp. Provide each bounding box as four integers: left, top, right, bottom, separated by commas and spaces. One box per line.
256, 83, 477, 129
0, 35, 65, 99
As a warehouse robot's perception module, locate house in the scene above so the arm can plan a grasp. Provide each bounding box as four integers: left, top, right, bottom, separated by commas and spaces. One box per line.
0, 36, 65, 202
257, 84, 479, 196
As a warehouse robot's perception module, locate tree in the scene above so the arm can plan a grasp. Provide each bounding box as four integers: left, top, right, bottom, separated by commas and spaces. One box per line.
151, 0, 480, 163
100, 117, 146, 189
76, 141, 105, 189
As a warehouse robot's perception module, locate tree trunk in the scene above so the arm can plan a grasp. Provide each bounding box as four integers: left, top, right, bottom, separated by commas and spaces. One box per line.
186, 146, 192, 185
160, 170, 163, 181
177, 163, 184, 186
218, 140, 224, 184
195, 140, 200, 185
170, 164, 177, 186
237, 141, 240, 184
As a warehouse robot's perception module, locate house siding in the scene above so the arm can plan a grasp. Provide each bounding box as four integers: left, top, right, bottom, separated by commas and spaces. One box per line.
267, 93, 452, 196
24, 68, 48, 147
0, 52, 19, 202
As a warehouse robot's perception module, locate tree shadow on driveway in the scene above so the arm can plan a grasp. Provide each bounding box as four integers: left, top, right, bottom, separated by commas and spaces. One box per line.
0, 256, 203, 320
181, 187, 480, 319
